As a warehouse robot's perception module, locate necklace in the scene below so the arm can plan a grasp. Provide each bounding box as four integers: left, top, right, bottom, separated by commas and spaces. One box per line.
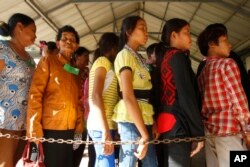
124, 44, 149, 71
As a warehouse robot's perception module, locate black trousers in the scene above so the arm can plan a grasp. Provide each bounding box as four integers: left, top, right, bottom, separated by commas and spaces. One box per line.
43, 129, 74, 167
73, 129, 87, 167
157, 115, 191, 167
158, 140, 191, 167
158, 122, 191, 167
73, 129, 96, 167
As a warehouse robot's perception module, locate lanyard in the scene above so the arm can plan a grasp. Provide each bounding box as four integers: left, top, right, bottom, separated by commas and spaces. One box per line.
25, 59, 36, 68
63, 63, 79, 75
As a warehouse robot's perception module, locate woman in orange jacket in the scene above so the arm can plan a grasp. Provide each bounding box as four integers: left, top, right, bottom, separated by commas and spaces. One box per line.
26, 25, 83, 167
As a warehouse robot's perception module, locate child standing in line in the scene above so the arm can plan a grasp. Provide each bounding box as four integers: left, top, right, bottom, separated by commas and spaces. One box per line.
71, 46, 90, 167
87, 33, 119, 167
197, 23, 250, 167
155, 18, 204, 167
113, 16, 158, 167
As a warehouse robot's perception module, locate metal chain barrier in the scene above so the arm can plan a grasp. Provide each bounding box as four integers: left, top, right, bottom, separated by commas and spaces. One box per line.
0, 131, 249, 145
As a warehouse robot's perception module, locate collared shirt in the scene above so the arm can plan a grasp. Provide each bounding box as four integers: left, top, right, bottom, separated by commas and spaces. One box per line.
198, 56, 250, 135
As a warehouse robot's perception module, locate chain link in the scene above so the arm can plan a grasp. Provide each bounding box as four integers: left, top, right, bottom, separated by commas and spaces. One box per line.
0, 131, 249, 145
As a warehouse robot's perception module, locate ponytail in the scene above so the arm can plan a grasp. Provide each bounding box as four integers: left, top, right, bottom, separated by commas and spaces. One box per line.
0, 13, 34, 37
92, 48, 101, 63
0, 21, 10, 36
161, 18, 189, 46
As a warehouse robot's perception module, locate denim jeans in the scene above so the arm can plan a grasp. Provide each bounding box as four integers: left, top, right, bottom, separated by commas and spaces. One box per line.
88, 130, 116, 167
118, 122, 158, 167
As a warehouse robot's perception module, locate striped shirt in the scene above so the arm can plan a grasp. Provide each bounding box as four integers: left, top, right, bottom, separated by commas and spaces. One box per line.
87, 56, 118, 130
198, 56, 250, 135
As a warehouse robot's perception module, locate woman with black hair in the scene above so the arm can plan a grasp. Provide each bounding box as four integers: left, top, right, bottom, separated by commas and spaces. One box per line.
0, 13, 36, 166
87, 32, 119, 167
155, 18, 204, 167
113, 16, 158, 167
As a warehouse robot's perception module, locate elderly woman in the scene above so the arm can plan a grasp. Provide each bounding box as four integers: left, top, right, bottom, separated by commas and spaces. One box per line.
26, 25, 83, 167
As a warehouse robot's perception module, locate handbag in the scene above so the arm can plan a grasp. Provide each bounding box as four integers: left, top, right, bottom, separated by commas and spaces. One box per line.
16, 142, 45, 167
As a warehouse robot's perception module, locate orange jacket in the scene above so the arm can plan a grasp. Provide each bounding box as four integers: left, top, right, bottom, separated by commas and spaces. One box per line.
26, 53, 83, 138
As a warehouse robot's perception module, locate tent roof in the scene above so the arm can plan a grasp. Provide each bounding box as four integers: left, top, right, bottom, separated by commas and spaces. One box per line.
1, 0, 249, 71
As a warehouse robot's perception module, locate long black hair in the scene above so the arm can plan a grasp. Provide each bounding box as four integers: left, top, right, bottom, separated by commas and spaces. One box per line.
155, 18, 189, 69
0, 13, 34, 37
161, 18, 189, 46
154, 18, 189, 106
118, 15, 143, 51
93, 32, 119, 63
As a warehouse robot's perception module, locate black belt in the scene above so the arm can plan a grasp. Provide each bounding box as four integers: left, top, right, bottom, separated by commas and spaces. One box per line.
119, 89, 151, 99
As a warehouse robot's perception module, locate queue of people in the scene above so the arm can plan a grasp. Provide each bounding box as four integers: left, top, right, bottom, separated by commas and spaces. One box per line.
0, 12, 250, 167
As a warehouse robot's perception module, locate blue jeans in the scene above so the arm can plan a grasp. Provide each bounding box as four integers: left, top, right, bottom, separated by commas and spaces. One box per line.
118, 122, 158, 167
88, 130, 115, 167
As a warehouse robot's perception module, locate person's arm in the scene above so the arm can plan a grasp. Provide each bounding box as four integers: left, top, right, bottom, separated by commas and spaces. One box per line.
223, 59, 250, 132
120, 68, 149, 159
92, 66, 113, 155
170, 52, 204, 157
26, 56, 50, 139
74, 91, 84, 134
170, 52, 204, 137
0, 60, 5, 73
230, 53, 250, 107
83, 78, 90, 122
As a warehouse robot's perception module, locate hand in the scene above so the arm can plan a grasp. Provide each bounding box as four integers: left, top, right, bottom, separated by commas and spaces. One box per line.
244, 134, 250, 150
190, 141, 204, 157
134, 138, 148, 160
152, 123, 159, 140
29, 136, 40, 145
102, 132, 114, 155
73, 133, 82, 150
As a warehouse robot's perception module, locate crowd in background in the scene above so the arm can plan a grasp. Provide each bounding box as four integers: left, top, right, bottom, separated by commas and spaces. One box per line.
0, 12, 250, 167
